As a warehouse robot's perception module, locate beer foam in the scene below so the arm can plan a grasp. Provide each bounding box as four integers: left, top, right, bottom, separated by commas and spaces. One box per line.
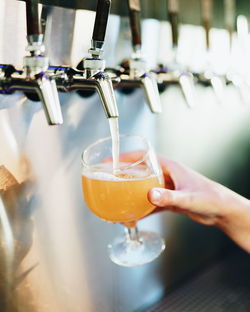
82, 170, 156, 181
82, 162, 155, 181
83, 170, 124, 181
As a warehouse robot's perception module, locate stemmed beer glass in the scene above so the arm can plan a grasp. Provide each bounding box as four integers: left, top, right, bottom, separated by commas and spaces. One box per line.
81, 134, 165, 266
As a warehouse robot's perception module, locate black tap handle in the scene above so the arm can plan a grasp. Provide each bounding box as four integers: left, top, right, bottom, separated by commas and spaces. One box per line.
92, 0, 111, 43
41, 5, 52, 36
127, 0, 142, 49
167, 0, 179, 47
26, 0, 41, 36
201, 0, 213, 50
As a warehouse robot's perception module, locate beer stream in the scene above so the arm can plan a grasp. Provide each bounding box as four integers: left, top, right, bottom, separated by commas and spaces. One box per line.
108, 118, 120, 173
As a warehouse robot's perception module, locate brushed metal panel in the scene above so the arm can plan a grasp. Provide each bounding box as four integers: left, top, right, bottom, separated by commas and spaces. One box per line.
0, 2, 232, 312
17, 0, 250, 28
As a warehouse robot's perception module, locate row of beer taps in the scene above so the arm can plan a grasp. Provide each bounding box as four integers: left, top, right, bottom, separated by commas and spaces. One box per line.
0, 0, 246, 125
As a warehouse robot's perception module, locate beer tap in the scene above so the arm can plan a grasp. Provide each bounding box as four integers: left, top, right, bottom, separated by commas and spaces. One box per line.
223, 0, 248, 104
48, 0, 118, 119
0, 0, 63, 125
231, 14, 250, 105
224, 0, 235, 50
195, 0, 226, 104
109, 0, 161, 114
156, 0, 196, 108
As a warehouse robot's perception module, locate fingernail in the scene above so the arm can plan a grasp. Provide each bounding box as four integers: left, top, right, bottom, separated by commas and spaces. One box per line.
151, 189, 161, 202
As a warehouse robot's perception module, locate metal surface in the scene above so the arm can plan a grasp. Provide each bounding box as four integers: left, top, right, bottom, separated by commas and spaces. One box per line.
0, 1, 232, 312
17, 0, 250, 28
0, 2, 164, 311
146, 248, 250, 312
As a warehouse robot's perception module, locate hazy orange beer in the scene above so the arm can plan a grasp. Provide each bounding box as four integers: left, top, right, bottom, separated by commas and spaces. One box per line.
82, 162, 164, 223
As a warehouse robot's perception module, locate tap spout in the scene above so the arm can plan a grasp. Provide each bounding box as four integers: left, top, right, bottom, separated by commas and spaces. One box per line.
24, 0, 63, 125
141, 73, 162, 113
60, 72, 118, 119
36, 76, 63, 125
0, 72, 63, 125
112, 71, 161, 114
93, 72, 119, 118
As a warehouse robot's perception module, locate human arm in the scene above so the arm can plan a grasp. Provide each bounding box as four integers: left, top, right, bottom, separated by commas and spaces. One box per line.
148, 156, 250, 253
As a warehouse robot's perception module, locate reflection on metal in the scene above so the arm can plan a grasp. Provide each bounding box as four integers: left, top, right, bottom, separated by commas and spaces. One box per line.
210, 75, 226, 105
237, 15, 249, 44
0, 3, 167, 311
0, 2, 229, 312
0, 196, 14, 285
179, 74, 197, 108
141, 73, 162, 113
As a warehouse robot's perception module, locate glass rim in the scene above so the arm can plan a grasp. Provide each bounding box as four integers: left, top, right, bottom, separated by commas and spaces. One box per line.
81, 133, 151, 170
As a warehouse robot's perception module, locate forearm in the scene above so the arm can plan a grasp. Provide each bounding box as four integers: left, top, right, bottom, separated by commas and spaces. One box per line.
149, 157, 250, 253
215, 186, 250, 253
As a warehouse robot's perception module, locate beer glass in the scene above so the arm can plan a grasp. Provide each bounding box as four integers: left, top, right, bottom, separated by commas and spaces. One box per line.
81, 134, 165, 266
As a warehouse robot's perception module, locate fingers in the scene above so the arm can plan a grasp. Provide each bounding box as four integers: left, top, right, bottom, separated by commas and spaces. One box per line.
148, 187, 191, 210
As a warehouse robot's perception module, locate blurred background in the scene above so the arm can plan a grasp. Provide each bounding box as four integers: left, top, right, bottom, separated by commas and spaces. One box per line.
0, 0, 250, 311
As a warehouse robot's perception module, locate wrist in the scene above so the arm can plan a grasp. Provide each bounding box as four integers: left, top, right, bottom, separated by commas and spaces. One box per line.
216, 186, 250, 253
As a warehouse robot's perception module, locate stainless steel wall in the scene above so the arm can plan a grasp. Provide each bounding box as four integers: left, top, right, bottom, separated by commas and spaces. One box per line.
0, 1, 231, 312
18, 0, 250, 28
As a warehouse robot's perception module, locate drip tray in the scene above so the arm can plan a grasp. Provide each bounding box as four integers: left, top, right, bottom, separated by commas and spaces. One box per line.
146, 249, 250, 312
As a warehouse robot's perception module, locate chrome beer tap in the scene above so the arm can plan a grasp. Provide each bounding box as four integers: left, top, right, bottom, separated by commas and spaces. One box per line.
195, 0, 226, 104
109, 0, 161, 114
0, 0, 63, 125
48, 0, 118, 119
224, 0, 235, 50
226, 8, 250, 105
78, 0, 118, 118
223, 0, 246, 103
156, 0, 196, 108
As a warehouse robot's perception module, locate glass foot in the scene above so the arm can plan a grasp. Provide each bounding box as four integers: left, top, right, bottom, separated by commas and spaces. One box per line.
108, 231, 165, 267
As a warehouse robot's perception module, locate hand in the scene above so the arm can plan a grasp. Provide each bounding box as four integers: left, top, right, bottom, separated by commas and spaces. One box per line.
120, 152, 250, 253
148, 156, 250, 253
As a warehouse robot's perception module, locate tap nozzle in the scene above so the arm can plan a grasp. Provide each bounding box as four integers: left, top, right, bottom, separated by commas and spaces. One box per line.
116, 58, 162, 113
81, 58, 118, 118
36, 75, 63, 125
51, 64, 119, 119
74, 0, 118, 118
141, 73, 162, 114
94, 72, 119, 118
23, 52, 63, 125
179, 73, 196, 108
24, 0, 63, 125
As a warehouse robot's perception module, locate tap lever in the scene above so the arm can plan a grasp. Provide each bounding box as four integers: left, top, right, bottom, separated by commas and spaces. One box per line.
90, 0, 111, 58
201, 0, 213, 50
26, 0, 41, 37
41, 5, 52, 36
141, 73, 162, 114
167, 0, 179, 48
127, 0, 142, 54
25, 0, 44, 58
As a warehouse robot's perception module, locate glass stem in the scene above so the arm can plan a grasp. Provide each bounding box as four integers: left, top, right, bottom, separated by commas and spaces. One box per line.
125, 226, 141, 245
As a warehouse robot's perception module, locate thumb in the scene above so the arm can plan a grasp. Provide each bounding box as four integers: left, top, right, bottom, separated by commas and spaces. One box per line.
148, 187, 189, 209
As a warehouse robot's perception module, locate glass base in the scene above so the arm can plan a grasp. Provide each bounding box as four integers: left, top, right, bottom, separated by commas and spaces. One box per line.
108, 231, 165, 267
